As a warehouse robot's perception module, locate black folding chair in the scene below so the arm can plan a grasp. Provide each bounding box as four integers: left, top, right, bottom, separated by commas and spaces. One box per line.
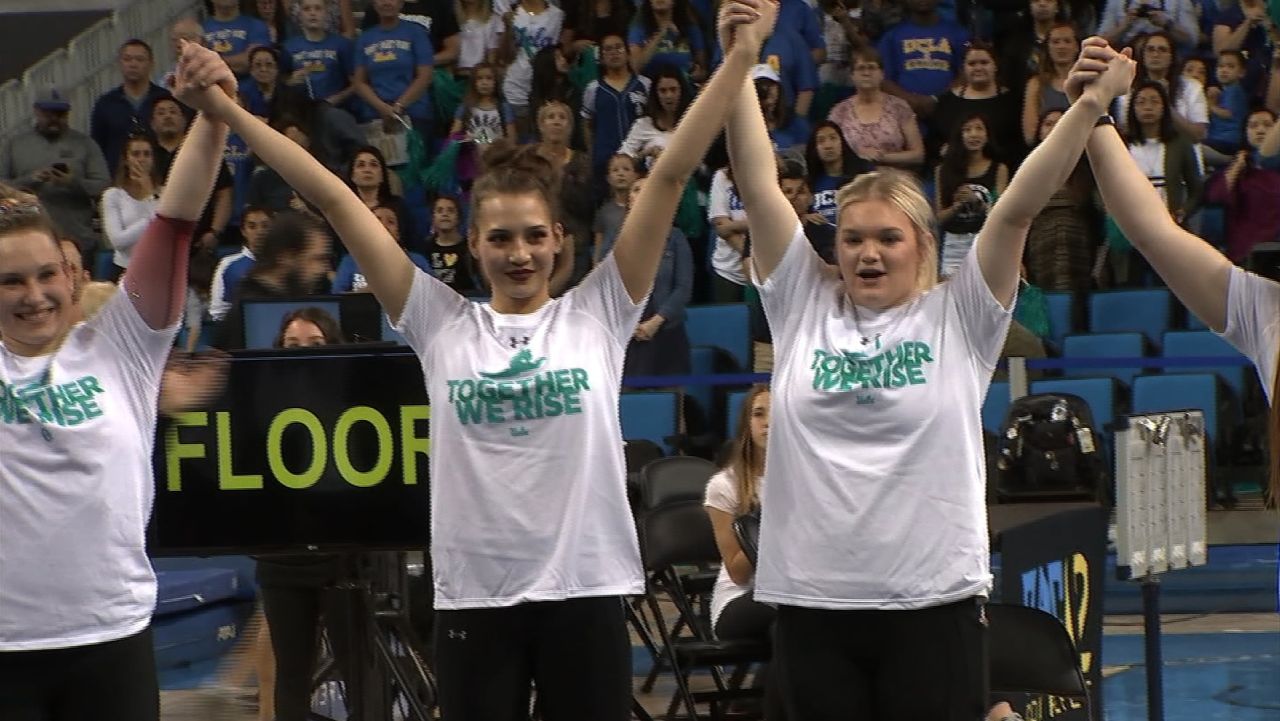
987, 603, 1091, 715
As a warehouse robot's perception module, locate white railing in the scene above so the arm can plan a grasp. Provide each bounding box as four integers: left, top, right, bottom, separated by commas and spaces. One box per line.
0, 0, 200, 144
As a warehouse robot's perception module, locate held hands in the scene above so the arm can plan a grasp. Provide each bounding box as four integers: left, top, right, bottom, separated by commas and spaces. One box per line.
717, 0, 779, 56
171, 40, 237, 118
1064, 36, 1137, 106
633, 315, 664, 341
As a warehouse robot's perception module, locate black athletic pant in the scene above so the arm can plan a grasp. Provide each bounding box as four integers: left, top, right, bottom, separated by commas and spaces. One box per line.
0, 627, 159, 721
773, 598, 988, 721
433, 596, 632, 721
715, 595, 787, 721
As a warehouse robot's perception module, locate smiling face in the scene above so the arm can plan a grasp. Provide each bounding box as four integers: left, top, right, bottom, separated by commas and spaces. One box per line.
0, 229, 75, 356
836, 198, 928, 310
469, 192, 563, 310
960, 117, 988, 152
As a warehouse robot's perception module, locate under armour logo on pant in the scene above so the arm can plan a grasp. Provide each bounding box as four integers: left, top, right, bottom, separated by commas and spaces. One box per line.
448, 629, 467, 640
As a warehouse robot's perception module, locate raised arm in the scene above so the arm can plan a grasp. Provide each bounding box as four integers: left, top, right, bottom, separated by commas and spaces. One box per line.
182, 51, 415, 320
1079, 38, 1232, 330
121, 42, 231, 329
611, 0, 773, 303
722, 20, 797, 282
975, 39, 1134, 308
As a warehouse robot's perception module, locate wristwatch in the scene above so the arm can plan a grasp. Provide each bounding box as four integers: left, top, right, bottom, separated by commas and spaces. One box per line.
1095, 114, 1116, 128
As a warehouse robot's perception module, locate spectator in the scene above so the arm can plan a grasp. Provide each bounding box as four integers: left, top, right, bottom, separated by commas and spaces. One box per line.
628, 0, 707, 81
933, 42, 1024, 165
1211, 0, 1274, 97
561, 0, 633, 54
623, 173, 693, 377
253, 0, 293, 43
581, 32, 650, 182
334, 204, 432, 291
1024, 109, 1100, 292
528, 45, 575, 123
91, 40, 173, 173
1205, 108, 1280, 263
288, 0, 356, 36
150, 97, 192, 178
813, 0, 863, 120
997, 0, 1061, 98
1112, 31, 1209, 142
756, 26, 820, 119
456, 0, 505, 72
240, 46, 287, 118
101, 135, 163, 275
1206, 50, 1250, 157
149, 95, 233, 254
1021, 21, 1077, 146
934, 114, 1009, 277
1110, 80, 1203, 286
347, 146, 417, 249
0, 88, 111, 254
450, 62, 518, 144
805, 120, 873, 224
619, 66, 691, 166
532, 100, 595, 292
282, 0, 357, 107
753, 64, 811, 161
1182, 55, 1207, 87
827, 48, 924, 168
781, 160, 838, 264
420, 196, 478, 292
353, 0, 437, 144
708, 166, 748, 301
217, 210, 334, 350
876, 0, 969, 119
276, 306, 345, 346
500, 0, 566, 133
205, 0, 274, 76
1097, 0, 1198, 52
360, 0, 462, 71
210, 205, 273, 321
593, 153, 640, 263
247, 118, 313, 212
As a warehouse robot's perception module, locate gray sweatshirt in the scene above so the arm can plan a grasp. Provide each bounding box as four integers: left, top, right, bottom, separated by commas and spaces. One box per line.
0, 127, 111, 248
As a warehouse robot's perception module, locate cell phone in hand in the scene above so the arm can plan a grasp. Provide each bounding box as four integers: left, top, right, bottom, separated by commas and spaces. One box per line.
52, 163, 69, 173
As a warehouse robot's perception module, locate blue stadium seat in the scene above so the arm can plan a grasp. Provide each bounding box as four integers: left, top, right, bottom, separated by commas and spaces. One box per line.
687, 346, 718, 418
725, 389, 748, 439
93, 250, 114, 280
1043, 291, 1075, 351
1131, 373, 1221, 447
1030, 377, 1119, 457
685, 304, 751, 371
621, 391, 680, 455
982, 381, 1011, 435
1088, 289, 1172, 349
1161, 330, 1247, 402
1185, 311, 1210, 331
1061, 332, 1146, 387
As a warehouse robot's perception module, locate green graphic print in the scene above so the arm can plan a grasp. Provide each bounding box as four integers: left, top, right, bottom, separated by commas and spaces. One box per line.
447, 351, 591, 435
0, 375, 106, 427
809, 340, 935, 398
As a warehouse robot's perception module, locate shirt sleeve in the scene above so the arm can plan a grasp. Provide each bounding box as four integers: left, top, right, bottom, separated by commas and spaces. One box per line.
754, 220, 827, 351
102, 190, 155, 255
331, 255, 356, 293
562, 253, 647, 344
414, 25, 435, 67
1180, 77, 1209, 125
704, 469, 740, 514
1220, 265, 1280, 402
392, 267, 475, 355
708, 169, 731, 219
209, 255, 235, 321
581, 81, 599, 119
945, 241, 1015, 371
87, 284, 180, 435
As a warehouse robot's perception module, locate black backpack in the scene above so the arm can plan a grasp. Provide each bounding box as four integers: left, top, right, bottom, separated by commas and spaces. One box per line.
993, 393, 1108, 504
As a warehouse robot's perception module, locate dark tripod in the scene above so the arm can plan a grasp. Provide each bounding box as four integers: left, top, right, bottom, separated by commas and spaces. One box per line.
306, 552, 437, 721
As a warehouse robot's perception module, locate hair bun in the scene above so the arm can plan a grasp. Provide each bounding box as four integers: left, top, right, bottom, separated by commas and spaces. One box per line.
481, 140, 554, 176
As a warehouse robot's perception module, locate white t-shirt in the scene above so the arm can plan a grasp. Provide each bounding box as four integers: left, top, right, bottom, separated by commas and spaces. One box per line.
392, 256, 647, 609
458, 15, 503, 70
703, 468, 761, 630
618, 116, 673, 162
707, 168, 748, 286
752, 226, 1011, 609
1220, 266, 1278, 403
501, 4, 565, 108
101, 187, 159, 269
0, 286, 176, 650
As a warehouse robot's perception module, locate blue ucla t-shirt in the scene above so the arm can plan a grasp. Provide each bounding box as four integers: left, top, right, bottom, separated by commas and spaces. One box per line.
224, 134, 254, 228
876, 20, 969, 97
282, 33, 355, 102
204, 16, 273, 70
811, 174, 843, 225
356, 20, 435, 120
627, 22, 705, 77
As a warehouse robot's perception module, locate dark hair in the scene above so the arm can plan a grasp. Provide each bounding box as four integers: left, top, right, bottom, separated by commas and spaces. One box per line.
805, 120, 860, 182
755, 76, 792, 130
1218, 49, 1247, 68
120, 38, 154, 59
1244, 107, 1277, 148
850, 46, 883, 69
113, 135, 164, 195
251, 210, 329, 274
938, 113, 999, 204
347, 146, 394, 200
637, 0, 698, 46
778, 158, 807, 185
644, 66, 692, 129
460, 62, 503, 118
471, 140, 561, 223
1034, 107, 1065, 143
247, 45, 280, 76
242, 204, 272, 222
959, 40, 998, 86
574, 0, 632, 45
251, 0, 289, 43
1125, 80, 1177, 144
273, 306, 345, 347
529, 46, 572, 116
1036, 21, 1079, 85
1134, 31, 1183, 107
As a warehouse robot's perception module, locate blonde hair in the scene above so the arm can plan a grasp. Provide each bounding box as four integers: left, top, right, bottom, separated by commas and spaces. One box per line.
726, 384, 770, 515
78, 282, 118, 321
834, 169, 939, 291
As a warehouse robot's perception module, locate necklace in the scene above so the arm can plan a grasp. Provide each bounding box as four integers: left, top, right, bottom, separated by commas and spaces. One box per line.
847, 296, 912, 349
0, 347, 56, 442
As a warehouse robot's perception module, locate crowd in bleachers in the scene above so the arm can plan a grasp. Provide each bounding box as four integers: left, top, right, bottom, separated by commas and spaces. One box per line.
2, 0, 1279, 475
